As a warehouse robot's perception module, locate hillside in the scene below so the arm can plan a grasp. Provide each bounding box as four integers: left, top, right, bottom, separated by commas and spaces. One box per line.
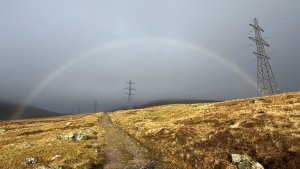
0, 113, 105, 169
109, 99, 220, 112
139, 99, 220, 109
0, 92, 299, 169
0, 102, 63, 120
110, 92, 300, 169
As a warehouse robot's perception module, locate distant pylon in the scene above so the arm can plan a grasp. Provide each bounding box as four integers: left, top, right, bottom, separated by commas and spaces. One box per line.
94, 99, 100, 112
78, 106, 81, 113
125, 80, 136, 109
249, 18, 279, 96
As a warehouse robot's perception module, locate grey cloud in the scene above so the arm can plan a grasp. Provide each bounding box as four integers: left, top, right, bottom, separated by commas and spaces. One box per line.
0, 0, 299, 113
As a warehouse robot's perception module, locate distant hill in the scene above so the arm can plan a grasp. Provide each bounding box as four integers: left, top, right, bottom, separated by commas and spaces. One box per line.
0, 101, 63, 120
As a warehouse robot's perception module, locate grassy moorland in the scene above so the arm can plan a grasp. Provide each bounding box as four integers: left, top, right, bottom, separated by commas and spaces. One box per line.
0, 113, 105, 169
110, 92, 300, 169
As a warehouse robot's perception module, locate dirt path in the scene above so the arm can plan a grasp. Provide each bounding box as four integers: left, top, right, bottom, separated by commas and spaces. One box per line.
99, 113, 155, 169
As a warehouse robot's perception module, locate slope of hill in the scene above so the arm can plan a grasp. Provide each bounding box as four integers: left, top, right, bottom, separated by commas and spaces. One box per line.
0, 92, 299, 169
139, 99, 220, 108
110, 92, 300, 169
0, 113, 105, 168
109, 99, 220, 112
0, 102, 63, 120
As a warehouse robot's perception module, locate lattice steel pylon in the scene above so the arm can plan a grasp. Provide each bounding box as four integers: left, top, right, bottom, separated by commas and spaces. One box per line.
249, 18, 279, 96
125, 80, 136, 109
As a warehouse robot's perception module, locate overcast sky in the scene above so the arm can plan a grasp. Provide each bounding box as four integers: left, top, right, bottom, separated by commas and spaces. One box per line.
0, 0, 299, 113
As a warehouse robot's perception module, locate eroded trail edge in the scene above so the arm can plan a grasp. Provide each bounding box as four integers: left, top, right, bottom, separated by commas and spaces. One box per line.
99, 113, 155, 169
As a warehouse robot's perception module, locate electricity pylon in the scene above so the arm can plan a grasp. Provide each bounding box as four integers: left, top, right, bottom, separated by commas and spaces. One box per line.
94, 99, 100, 112
125, 80, 136, 109
249, 18, 279, 96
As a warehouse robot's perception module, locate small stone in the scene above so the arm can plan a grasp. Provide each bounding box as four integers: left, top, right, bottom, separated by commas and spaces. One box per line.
231, 154, 242, 163
252, 162, 264, 169
51, 155, 61, 161
23, 157, 35, 165
0, 129, 6, 132
19, 142, 32, 149
65, 122, 71, 126
75, 133, 88, 140
59, 133, 75, 140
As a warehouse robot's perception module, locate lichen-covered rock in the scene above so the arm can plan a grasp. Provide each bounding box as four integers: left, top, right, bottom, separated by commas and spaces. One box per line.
23, 157, 35, 166
59, 133, 75, 140
75, 129, 97, 140
252, 162, 264, 169
230, 154, 264, 169
231, 154, 251, 164
19, 142, 32, 149
59, 129, 97, 141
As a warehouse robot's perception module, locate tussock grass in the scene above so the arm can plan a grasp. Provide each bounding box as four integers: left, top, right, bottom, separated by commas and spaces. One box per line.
110, 92, 300, 169
0, 113, 105, 169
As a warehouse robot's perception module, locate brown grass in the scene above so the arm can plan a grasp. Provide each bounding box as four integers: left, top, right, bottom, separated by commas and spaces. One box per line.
0, 113, 105, 169
110, 92, 300, 169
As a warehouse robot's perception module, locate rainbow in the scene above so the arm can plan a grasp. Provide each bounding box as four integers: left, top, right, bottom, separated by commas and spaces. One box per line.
12, 38, 256, 119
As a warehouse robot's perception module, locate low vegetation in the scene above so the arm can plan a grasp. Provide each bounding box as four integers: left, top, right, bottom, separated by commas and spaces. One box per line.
110, 92, 300, 169
0, 113, 105, 169
0, 92, 299, 169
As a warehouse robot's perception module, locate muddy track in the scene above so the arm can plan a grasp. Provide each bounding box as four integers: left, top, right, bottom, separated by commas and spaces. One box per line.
99, 113, 155, 169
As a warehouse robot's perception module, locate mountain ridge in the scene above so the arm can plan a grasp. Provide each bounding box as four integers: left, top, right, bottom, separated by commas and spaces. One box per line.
0, 101, 63, 120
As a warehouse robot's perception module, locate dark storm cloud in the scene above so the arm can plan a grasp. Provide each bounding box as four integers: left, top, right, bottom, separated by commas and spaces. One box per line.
0, 0, 299, 113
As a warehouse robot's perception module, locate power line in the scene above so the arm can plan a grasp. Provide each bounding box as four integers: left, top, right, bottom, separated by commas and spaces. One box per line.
128, 12, 297, 92
131, 9, 300, 91
264, 11, 300, 28
267, 24, 300, 38
211, 10, 300, 52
